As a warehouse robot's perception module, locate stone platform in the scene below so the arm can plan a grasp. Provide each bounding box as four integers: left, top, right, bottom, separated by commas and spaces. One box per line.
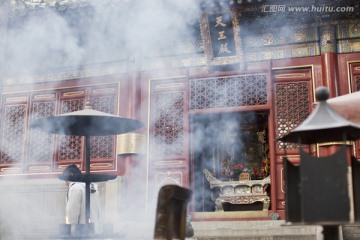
191, 220, 322, 240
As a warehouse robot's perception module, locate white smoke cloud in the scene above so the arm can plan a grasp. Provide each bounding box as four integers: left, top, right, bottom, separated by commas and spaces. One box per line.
1, 0, 202, 239
5, 0, 201, 76
1, 1, 271, 239
5, 10, 84, 76
0, 177, 68, 239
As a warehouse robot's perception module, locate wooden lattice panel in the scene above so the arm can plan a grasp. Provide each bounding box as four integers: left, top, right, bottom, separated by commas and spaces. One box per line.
355, 75, 360, 91
275, 81, 311, 150
61, 97, 85, 113
58, 98, 84, 161
1, 104, 27, 164
152, 91, 185, 157
0, 83, 119, 174
350, 64, 360, 159
190, 74, 267, 110
89, 95, 116, 159
58, 135, 83, 160
28, 101, 56, 163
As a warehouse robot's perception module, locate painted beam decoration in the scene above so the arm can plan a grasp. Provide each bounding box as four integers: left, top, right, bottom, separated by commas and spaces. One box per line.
200, 10, 243, 71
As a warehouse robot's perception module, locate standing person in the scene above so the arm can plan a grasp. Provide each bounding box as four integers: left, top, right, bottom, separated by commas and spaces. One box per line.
59, 164, 102, 235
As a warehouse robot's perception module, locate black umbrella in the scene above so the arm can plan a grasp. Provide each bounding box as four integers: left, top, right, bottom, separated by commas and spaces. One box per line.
31, 101, 144, 224
31, 102, 143, 136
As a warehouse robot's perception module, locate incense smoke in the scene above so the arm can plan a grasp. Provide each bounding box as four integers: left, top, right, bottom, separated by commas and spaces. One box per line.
1, 0, 201, 239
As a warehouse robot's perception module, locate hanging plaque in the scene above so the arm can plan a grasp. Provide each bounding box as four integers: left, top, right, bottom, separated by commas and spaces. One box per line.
200, 10, 244, 71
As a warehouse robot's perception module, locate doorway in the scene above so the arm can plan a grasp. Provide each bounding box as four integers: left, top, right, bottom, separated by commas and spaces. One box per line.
190, 111, 270, 212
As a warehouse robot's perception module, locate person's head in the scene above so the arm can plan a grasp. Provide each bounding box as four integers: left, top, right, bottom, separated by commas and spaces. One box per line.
59, 164, 82, 184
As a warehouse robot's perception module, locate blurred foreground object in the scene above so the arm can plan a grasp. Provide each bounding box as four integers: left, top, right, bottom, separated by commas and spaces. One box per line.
279, 86, 360, 240
328, 91, 360, 125
154, 185, 193, 240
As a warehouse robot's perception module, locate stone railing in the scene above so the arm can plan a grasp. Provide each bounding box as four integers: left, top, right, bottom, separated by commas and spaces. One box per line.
203, 169, 270, 212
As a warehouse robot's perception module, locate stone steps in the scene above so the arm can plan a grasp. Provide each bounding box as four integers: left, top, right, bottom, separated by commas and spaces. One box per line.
342, 225, 360, 240
193, 237, 316, 240
191, 220, 322, 240
13, 219, 360, 239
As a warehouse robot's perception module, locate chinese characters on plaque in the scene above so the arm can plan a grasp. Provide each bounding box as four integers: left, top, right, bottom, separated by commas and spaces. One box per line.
200, 10, 243, 71
208, 12, 236, 58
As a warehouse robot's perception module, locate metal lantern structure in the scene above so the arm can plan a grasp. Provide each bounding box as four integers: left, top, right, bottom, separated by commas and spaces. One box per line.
279, 87, 360, 240
328, 91, 360, 125
31, 101, 144, 235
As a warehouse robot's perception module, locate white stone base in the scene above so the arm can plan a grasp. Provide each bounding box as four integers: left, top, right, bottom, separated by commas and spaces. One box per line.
191, 220, 324, 240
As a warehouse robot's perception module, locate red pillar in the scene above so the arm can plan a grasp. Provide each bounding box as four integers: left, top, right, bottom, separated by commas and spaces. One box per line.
319, 25, 354, 165
320, 25, 340, 98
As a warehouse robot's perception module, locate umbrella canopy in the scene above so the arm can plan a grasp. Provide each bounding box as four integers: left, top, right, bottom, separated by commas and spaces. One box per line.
31, 102, 144, 136
30, 102, 143, 226
328, 91, 360, 125
279, 87, 360, 144
58, 172, 117, 183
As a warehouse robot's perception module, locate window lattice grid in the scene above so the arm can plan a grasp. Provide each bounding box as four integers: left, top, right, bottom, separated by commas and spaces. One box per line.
58, 98, 84, 161
58, 135, 83, 160
190, 74, 268, 110
91, 96, 115, 113
89, 136, 114, 159
61, 98, 85, 113
275, 82, 310, 150
1, 104, 27, 164
355, 75, 360, 91
89, 96, 116, 159
152, 91, 185, 157
28, 101, 56, 163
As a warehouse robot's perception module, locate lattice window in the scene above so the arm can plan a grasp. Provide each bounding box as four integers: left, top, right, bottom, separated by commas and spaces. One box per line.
58, 98, 84, 161
58, 136, 83, 160
28, 102, 55, 162
1, 104, 27, 164
152, 91, 185, 157
355, 75, 360, 91
61, 98, 84, 113
352, 72, 360, 159
275, 82, 310, 150
190, 74, 267, 110
0, 84, 119, 174
92, 96, 115, 113
90, 96, 115, 159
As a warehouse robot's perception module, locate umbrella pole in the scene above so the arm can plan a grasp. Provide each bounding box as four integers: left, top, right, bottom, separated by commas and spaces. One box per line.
85, 135, 91, 225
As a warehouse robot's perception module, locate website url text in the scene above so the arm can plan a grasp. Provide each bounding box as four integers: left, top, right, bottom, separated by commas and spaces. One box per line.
261, 5, 355, 13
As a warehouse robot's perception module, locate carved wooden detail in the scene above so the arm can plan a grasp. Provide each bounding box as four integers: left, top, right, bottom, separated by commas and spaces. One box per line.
190, 74, 268, 110
350, 63, 360, 160
200, 9, 244, 71
1, 104, 27, 165
203, 169, 270, 211
28, 100, 56, 164
58, 98, 84, 163
274, 81, 311, 150
355, 75, 360, 92
151, 91, 185, 157
0, 83, 119, 174
148, 79, 188, 203
89, 95, 116, 160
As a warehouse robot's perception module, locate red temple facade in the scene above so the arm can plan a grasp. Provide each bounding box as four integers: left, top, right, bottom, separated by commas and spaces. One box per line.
1, 0, 360, 238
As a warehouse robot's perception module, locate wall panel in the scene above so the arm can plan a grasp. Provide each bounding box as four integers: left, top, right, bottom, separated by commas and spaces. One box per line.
0, 82, 120, 175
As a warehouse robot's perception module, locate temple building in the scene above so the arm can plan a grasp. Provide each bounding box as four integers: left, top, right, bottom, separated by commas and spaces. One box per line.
0, 0, 360, 239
